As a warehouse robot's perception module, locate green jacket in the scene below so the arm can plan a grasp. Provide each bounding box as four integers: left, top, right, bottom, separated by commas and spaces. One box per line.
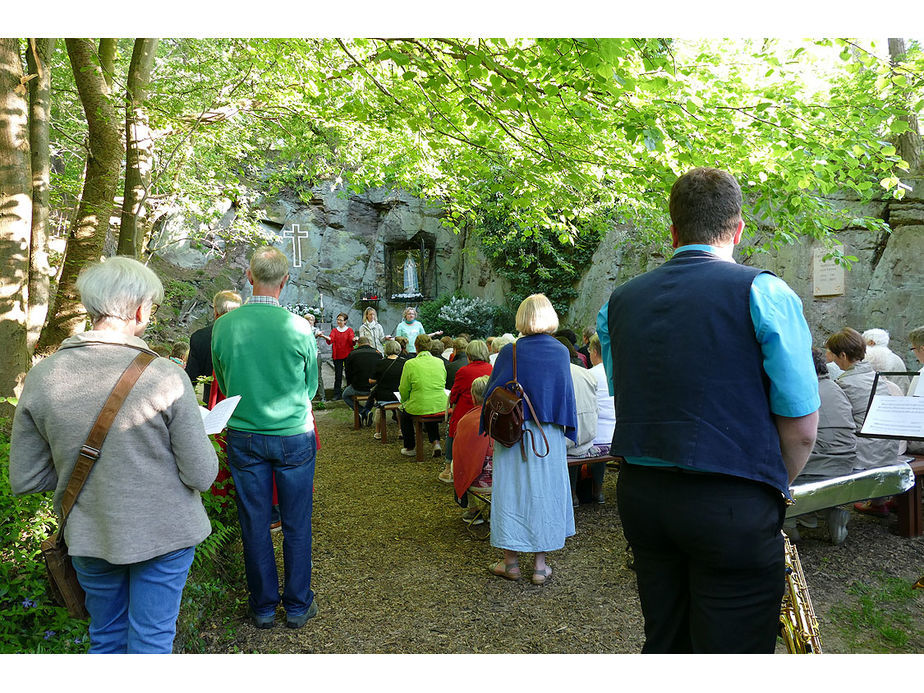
399, 351, 447, 415
212, 303, 318, 435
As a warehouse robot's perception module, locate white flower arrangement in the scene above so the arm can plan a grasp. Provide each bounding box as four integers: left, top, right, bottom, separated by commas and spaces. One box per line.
286, 303, 322, 320
391, 291, 425, 299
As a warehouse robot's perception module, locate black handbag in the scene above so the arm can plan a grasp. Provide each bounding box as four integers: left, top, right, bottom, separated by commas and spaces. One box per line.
41, 350, 155, 619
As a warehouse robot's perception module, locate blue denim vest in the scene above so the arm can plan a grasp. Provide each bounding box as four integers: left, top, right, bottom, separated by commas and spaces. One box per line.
606, 250, 788, 494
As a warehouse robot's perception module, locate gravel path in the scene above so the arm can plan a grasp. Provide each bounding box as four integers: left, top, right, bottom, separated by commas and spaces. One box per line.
195, 405, 924, 654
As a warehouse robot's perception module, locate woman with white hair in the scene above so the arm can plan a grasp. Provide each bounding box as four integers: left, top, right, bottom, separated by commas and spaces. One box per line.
481, 294, 577, 585
394, 306, 442, 354
10, 256, 218, 653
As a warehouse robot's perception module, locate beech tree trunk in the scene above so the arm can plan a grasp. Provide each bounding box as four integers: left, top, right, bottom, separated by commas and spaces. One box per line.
888, 38, 922, 174
118, 38, 158, 257
98, 38, 117, 88
25, 38, 56, 352
34, 38, 124, 356
0, 38, 32, 403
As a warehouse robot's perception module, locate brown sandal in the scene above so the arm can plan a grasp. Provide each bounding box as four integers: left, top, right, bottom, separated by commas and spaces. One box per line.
532, 566, 552, 585
488, 560, 520, 581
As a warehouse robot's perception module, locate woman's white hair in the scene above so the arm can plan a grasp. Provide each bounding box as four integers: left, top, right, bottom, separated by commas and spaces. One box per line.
492, 333, 516, 353
515, 294, 559, 335
862, 328, 889, 347
76, 256, 164, 322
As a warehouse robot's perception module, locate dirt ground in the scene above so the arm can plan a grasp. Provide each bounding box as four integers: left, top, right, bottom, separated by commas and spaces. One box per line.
194, 404, 924, 654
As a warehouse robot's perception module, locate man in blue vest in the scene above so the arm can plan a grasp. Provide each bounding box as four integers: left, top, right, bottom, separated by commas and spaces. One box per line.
597, 167, 820, 653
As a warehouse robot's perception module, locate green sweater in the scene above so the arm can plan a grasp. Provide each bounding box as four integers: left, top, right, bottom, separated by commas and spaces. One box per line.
212, 303, 318, 435
399, 351, 447, 415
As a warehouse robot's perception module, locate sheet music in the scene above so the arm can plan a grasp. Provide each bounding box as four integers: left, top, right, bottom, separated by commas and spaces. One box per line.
860, 396, 924, 438
199, 395, 242, 435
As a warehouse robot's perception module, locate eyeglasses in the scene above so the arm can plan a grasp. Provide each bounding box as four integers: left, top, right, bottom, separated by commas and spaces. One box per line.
150, 303, 160, 317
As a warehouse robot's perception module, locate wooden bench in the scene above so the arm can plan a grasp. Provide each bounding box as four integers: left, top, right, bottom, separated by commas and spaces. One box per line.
374, 401, 401, 443
896, 455, 924, 538
566, 454, 620, 468
410, 412, 447, 463
352, 395, 371, 430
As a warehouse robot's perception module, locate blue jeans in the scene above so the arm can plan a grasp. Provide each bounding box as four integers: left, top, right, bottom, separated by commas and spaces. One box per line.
341, 385, 369, 411
72, 546, 196, 653
226, 428, 316, 619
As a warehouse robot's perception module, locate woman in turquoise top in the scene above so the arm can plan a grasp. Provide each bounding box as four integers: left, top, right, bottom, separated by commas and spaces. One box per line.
394, 307, 442, 353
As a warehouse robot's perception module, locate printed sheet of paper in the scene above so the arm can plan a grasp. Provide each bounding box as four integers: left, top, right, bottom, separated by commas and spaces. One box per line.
860, 396, 924, 438
199, 395, 241, 435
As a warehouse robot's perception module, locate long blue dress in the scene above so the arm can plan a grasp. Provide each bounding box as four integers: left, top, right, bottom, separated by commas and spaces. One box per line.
490, 420, 576, 552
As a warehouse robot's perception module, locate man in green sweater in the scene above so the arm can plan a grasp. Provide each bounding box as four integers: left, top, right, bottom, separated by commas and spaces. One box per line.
212, 245, 319, 630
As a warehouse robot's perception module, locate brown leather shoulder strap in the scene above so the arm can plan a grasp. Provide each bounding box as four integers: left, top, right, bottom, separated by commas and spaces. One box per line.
59, 351, 156, 520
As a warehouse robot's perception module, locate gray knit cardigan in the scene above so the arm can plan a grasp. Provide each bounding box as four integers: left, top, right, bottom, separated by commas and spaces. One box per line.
10, 331, 219, 564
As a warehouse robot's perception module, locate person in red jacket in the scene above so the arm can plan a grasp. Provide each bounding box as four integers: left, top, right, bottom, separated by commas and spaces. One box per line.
439, 339, 493, 483
323, 312, 357, 399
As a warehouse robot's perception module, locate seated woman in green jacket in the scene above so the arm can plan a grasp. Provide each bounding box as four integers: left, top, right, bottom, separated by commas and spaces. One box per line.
398, 333, 448, 458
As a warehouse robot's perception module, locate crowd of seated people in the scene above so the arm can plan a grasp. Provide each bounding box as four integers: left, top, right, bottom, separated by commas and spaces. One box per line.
337, 314, 611, 538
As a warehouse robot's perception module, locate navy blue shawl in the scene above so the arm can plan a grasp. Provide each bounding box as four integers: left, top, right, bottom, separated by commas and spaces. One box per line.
480, 333, 577, 442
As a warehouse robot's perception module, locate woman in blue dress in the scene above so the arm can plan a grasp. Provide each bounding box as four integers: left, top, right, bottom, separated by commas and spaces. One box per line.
481, 294, 577, 585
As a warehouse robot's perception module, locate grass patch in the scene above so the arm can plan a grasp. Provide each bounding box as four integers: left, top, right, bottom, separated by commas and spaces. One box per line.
829, 571, 924, 653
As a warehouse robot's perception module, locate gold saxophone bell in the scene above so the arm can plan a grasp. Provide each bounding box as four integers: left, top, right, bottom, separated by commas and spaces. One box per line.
779, 533, 823, 654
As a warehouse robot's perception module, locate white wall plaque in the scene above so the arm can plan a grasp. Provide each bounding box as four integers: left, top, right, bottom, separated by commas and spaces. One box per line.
812, 247, 846, 297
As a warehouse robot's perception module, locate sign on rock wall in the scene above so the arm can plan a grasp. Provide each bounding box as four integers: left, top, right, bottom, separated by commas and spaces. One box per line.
812, 247, 846, 297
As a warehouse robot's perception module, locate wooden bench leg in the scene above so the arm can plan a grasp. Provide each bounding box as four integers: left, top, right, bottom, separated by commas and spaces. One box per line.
896, 475, 923, 538
414, 417, 425, 463
353, 399, 361, 430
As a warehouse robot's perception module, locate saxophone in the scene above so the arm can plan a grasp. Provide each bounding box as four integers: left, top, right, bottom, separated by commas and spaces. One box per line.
779, 533, 823, 653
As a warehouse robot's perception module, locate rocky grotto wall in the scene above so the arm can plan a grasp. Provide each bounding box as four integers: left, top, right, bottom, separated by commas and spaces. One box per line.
153, 177, 922, 372
569, 181, 924, 368
151, 184, 509, 339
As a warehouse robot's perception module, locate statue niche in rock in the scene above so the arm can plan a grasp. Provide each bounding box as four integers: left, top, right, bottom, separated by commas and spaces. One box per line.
403, 255, 420, 295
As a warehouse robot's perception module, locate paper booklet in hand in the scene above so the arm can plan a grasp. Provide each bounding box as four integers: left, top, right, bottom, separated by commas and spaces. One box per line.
199, 395, 241, 435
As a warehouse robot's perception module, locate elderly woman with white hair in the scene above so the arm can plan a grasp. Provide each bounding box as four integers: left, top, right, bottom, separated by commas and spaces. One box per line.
10, 256, 218, 653
481, 294, 577, 585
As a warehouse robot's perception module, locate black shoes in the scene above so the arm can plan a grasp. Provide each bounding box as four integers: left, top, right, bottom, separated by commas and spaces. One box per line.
286, 599, 319, 629
249, 606, 275, 629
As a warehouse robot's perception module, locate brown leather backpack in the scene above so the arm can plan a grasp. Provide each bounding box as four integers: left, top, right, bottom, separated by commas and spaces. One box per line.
482, 342, 549, 460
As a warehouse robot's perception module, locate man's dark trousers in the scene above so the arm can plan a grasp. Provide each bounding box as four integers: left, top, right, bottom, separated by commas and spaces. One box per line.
617, 462, 786, 653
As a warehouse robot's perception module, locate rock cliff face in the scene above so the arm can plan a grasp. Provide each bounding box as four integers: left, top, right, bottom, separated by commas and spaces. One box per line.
569, 182, 924, 367
153, 179, 923, 368
152, 184, 508, 338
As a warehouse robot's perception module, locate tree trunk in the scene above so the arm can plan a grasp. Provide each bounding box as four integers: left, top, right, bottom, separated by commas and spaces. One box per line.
34, 38, 124, 356
0, 38, 32, 404
888, 38, 923, 174
118, 38, 158, 257
98, 38, 117, 88
25, 38, 56, 353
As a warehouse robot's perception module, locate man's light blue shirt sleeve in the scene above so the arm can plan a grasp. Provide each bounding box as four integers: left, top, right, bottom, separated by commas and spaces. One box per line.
749, 273, 820, 417
596, 302, 614, 396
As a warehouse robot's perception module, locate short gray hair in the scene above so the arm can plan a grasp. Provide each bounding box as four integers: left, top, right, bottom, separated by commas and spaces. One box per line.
471, 375, 490, 404
465, 339, 489, 363
249, 246, 289, 285
357, 336, 371, 347
493, 333, 516, 354
213, 290, 242, 317
77, 256, 164, 322
383, 339, 401, 356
